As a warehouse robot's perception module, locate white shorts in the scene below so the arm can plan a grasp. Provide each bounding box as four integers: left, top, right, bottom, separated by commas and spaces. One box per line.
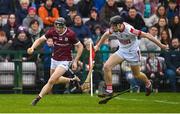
115, 49, 141, 65
50, 58, 71, 70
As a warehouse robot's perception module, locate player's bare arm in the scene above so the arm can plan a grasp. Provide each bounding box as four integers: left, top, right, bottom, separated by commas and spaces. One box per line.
140, 32, 168, 50
72, 42, 83, 70
94, 31, 110, 51
27, 35, 47, 54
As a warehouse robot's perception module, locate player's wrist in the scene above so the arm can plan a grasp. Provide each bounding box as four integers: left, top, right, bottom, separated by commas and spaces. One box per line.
73, 59, 78, 63
96, 44, 100, 50
30, 46, 35, 50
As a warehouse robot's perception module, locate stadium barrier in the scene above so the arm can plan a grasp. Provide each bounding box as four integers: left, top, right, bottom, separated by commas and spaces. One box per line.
0, 50, 179, 93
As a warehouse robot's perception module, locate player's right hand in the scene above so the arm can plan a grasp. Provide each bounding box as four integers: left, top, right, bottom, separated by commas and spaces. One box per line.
27, 48, 34, 55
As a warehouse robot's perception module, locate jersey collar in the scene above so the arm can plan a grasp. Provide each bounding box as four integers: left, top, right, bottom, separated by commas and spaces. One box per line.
58, 27, 67, 36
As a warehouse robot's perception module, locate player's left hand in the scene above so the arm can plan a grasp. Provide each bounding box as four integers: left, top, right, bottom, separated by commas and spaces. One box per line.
27, 47, 34, 55
72, 61, 78, 71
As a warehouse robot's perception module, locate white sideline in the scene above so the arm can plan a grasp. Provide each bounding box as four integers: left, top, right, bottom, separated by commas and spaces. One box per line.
116, 97, 180, 105
154, 100, 179, 105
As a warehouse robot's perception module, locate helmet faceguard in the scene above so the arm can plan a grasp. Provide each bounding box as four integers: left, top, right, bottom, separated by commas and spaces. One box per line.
54, 17, 66, 29
110, 16, 124, 32
110, 15, 124, 26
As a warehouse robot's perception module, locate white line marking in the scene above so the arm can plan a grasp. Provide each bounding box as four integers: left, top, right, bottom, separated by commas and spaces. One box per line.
154, 100, 180, 105
115, 97, 180, 105
116, 97, 144, 101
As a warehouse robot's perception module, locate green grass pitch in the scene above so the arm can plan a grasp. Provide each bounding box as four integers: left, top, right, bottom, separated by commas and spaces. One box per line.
0, 93, 179, 113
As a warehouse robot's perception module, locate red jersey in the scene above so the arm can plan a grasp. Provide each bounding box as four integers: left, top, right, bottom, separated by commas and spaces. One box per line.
45, 27, 79, 61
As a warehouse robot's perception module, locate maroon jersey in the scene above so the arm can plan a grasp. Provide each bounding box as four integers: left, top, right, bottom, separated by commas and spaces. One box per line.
45, 27, 79, 61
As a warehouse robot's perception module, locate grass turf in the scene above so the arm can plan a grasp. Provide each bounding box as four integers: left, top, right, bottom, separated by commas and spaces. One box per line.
0, 93, 179, 113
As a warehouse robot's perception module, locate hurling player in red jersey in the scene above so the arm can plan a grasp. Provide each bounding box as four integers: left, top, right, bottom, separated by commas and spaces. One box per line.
94, 15, 168, 98
27, 17, 83, 106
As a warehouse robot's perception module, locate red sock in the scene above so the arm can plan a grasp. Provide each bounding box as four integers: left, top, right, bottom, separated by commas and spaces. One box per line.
106, 84, 113, 93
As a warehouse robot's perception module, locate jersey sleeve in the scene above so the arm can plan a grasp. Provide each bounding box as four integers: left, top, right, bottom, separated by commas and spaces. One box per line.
44, 29, 54, 39
69, 31, 80, 45
126, 24, 142, 37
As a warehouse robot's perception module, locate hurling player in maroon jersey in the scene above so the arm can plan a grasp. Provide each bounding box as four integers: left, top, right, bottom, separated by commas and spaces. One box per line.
27, 17, 83, 106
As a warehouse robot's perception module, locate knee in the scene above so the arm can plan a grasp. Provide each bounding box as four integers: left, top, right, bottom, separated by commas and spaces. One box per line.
48, 78, 56, 85
132, 72, 141, 78
103, 63, 111, 72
